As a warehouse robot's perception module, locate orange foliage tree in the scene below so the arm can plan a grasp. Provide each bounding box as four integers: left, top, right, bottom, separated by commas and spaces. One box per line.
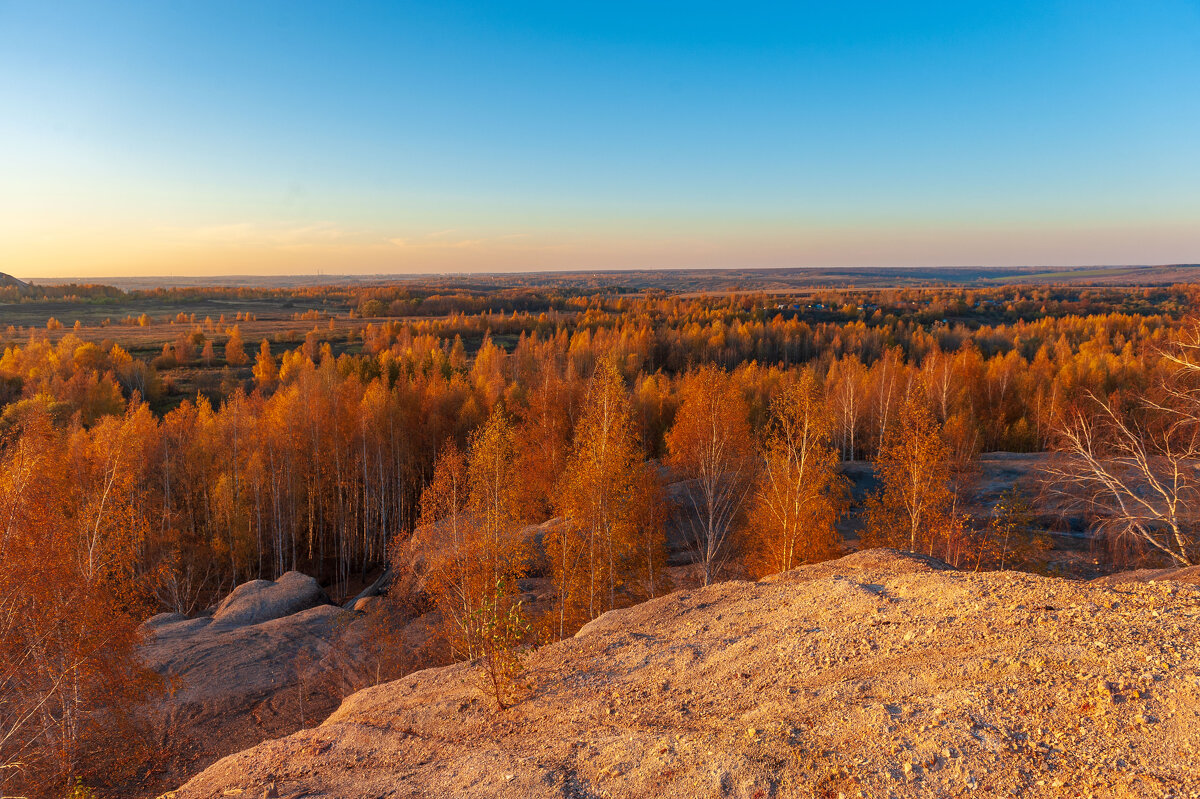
550, 359, 667, 637
666, 364, 754, 585
413, 410, 529, 661
410, 442, 477, 656
0, 407, 158, 798
863, 389, 964, 556
252, 339, 277, 389
741, 370, 848, 577
224, 326, 248, 366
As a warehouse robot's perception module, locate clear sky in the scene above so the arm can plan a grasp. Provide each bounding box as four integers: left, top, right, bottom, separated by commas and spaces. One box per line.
2, 0, 1199, 277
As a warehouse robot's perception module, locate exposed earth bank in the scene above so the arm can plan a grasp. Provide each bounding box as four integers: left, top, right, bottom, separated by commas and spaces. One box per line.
170, 549, 1200, 798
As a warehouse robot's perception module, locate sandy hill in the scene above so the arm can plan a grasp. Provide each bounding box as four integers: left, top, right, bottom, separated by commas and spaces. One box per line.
170, 550, 1200, 798
0, 272, 32, 292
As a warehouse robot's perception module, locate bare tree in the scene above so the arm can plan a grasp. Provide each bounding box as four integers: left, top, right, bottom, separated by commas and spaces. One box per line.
1044, 328, 1200, 567
1045, 401, 1198, 566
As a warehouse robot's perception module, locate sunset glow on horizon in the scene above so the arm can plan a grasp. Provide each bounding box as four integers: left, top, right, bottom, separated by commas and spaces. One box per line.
2, 1, 1199, 278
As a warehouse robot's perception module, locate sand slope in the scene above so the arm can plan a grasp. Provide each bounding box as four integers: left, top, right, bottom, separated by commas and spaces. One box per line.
173, 549, 1200, 798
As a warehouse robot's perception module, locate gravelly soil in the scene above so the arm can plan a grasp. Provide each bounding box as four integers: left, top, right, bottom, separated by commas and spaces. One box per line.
171, 549, 1200, 799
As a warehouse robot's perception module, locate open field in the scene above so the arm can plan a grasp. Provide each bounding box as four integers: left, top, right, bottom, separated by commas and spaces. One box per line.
0, 296, 346, 331
17, 264, 1200, 294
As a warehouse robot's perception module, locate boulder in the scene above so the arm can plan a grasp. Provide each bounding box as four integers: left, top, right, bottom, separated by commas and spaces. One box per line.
212, 571, 330, 628
142, 611, 187, 630
391, 516, 560, 597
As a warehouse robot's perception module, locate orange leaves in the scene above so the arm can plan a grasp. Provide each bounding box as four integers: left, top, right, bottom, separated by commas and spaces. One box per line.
0, 404, 159, 796
224, 326, 249, 366
666, 364, 754, 585
469, 333, 505, 411
667, 365, 754, 478
864, 389, 960, 556
510, 363, 576, 521
412, 410, 530, 660
466, 408, 526, 547
67, 403, 157, 588
551, 359, 665, 635
742, 371, 848, 578
419, 442, 469, 531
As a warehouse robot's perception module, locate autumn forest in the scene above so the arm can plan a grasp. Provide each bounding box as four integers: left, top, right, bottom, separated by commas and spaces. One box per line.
3, 276, 1200, 796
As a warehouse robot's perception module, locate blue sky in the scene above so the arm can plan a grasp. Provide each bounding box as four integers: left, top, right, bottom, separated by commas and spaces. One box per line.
1, 0, 1198, 276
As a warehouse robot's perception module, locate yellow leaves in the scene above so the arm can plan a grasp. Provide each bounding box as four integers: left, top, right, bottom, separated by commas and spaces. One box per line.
552, 358, 660, 632
108, 343, 132, 368
72, 342, 104, 372
252, 339, 277, 389
744, 370, 847, 577
467, 407, 524, 539
224, 327, 248, 366
864, 390, 959, 554
277, 348, 309, 384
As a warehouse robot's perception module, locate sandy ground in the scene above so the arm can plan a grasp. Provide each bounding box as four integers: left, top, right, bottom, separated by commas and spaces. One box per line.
169, 549, 1200, 798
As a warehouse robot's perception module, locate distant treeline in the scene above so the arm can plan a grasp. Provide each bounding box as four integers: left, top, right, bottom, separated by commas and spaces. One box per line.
5, 280, 1197, 324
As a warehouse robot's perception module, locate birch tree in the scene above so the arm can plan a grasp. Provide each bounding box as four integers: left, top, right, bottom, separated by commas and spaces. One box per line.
864, 390, 960, 555
551, 359, 665, 636
666, 365, 754, 585
743, 371, 848, 577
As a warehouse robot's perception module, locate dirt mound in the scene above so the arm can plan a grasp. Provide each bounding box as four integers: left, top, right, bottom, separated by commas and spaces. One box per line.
1092, 565, 1200, 587
761, 546, 952, 584
0, 272, 32, 292
172, 549, 1200, 798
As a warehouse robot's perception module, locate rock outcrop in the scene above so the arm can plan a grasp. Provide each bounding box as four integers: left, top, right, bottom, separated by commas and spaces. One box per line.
210, 571, 330, 627
139, 574, 351, 790
173, 549, 1200, 798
